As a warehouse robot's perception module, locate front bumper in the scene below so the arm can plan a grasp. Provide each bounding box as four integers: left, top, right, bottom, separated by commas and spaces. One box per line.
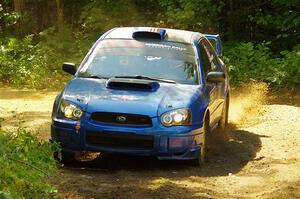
50, 116, 204, 160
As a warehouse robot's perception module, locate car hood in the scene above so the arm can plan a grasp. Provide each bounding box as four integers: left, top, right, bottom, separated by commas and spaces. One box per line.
62, 78, 202, 117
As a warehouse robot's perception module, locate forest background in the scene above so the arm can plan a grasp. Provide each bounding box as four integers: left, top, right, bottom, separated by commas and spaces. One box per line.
0, 0, 299, 88
0, 1, 299, 198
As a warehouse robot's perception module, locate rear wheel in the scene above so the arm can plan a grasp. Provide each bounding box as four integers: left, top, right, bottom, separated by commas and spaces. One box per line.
218, 95, 229, 131
216, 94, 229, 132
215, 95, 229, 142
197, 114, 211, 166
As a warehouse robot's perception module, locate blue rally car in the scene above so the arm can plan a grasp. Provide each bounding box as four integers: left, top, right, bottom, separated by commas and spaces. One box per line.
51, 27, 230, 165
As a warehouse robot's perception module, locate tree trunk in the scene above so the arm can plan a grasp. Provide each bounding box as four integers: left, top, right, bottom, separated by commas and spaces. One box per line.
13, 0, 23, 36
56, 0, 64, 32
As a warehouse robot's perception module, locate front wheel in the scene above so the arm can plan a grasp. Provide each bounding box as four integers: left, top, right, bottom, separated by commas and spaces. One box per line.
54, 150, 76, 165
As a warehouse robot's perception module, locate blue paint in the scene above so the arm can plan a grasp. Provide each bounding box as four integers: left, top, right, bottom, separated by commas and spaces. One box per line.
51, 27, 229, 162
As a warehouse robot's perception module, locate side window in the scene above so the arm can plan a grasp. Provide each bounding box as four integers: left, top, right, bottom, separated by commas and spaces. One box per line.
204, 40, 220, 71
198, 41, 211, 78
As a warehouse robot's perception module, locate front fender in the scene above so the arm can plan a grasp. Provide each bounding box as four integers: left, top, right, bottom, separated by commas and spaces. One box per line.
190, 93, 209, 128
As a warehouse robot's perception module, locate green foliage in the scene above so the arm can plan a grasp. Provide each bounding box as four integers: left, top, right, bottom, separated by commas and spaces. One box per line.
280, 45, 300, 85
39, 27, 82, 65
224, 43, 300, 86
0, 129, 58, 198
0, 2, 19, 37
159, 0, 221, 31
0, 35, 50, 87
0, 0, 299, 88
77, 0, 147, 49
0, 34, 69, 88
248, 0, 300, 50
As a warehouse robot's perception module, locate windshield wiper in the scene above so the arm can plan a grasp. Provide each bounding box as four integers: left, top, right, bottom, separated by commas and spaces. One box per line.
78, 74, 110, 79
114, 75, 176, 84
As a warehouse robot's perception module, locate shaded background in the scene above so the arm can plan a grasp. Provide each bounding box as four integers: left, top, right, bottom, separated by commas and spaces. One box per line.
0, 0, 299, 88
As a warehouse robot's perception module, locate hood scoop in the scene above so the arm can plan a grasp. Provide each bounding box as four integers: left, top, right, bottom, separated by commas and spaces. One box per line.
106, 78, 160, 92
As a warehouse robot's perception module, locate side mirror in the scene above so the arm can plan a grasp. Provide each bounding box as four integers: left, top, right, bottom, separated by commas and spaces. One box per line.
62, 62, 77, 75
206, 71, 225, 83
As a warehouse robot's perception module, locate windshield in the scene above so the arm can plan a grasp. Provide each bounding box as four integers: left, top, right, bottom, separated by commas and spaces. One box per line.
78, 39, 198, 84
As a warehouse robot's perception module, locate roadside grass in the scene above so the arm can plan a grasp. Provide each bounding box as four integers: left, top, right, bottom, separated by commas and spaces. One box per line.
0, 129, 59, 199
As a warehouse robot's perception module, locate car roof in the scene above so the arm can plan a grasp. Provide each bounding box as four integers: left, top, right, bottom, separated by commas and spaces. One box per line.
102, 27, 204, 44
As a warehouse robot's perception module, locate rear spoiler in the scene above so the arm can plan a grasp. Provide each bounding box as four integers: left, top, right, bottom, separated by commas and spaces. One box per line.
204, 34, 222, 57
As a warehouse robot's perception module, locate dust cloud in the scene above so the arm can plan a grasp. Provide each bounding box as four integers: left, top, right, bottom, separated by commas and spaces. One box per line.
229, 82, 268, 126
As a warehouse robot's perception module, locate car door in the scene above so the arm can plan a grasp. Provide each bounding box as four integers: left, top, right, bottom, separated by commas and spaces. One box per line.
198, 39, 219, 126
203, 39, 226, 121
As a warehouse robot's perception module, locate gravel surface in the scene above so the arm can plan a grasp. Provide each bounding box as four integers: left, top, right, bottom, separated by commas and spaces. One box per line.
0, 83, 299, 199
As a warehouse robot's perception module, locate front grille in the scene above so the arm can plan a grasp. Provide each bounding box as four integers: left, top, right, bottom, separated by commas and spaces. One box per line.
86, 131, 154, 150
90, 112, 152, 126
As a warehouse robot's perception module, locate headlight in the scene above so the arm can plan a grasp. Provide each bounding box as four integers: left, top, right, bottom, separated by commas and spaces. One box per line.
59, 100, 83, 120
161, 108, 191, 127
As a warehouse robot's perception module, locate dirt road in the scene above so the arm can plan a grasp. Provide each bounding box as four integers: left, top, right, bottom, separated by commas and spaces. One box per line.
0, 84, 299, 199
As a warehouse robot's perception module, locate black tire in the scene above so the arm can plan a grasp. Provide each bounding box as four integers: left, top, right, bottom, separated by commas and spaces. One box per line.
215, 95, 229, 143
217, 95, 229, 132
196, 114, 211, 166
54, 150, 76, 165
